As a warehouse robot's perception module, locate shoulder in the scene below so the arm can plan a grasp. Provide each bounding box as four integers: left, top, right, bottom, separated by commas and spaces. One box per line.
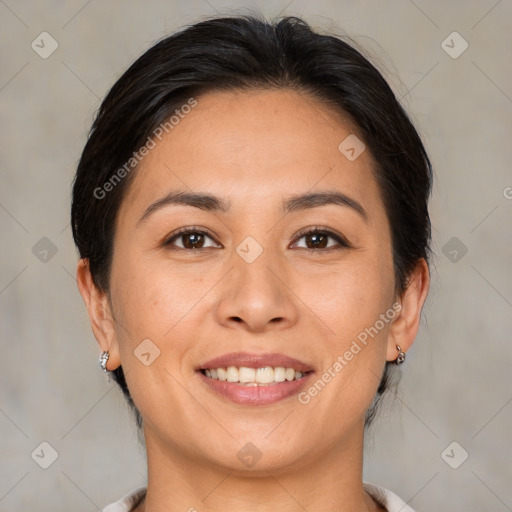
363, 482, 416, 512
101, 487, 147, 512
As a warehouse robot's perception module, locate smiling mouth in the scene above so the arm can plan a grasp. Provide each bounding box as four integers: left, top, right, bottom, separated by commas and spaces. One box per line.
199, 366, 311, 385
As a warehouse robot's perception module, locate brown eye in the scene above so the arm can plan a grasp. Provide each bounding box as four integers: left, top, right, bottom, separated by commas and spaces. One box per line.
304, 232, 329, 249
291, 228, 351, 251
181, 232, 205, 249
164, 229, 220, 250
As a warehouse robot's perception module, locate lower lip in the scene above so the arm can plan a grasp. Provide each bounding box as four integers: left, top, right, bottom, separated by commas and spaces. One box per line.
197, 371, 314, 405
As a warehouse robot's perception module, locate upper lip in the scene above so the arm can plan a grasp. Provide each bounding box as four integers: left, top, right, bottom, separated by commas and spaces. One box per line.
198, 352, 315, 373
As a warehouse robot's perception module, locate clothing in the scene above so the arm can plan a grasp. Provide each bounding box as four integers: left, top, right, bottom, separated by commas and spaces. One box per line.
101, 482, 415, 511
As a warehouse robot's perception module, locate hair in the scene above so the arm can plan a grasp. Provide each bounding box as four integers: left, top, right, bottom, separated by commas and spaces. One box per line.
71, 14, 432, 434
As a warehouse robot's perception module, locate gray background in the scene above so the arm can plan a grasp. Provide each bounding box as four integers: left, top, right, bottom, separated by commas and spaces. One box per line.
1, 0, 511, 510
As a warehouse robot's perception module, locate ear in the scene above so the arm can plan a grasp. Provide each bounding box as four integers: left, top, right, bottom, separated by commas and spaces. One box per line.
386, 258, 430, 361
76, 259, 121, 371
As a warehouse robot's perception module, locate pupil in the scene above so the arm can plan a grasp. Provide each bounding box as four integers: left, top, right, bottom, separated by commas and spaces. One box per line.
307, 233, 327, 249
184, 233, 204, 249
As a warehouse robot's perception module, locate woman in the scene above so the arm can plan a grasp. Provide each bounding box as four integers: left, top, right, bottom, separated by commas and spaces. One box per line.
72, 15, 431, 512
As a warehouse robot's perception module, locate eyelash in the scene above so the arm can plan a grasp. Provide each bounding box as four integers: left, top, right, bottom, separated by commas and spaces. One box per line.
292, 226, 352, 251
163, 226, 352, 252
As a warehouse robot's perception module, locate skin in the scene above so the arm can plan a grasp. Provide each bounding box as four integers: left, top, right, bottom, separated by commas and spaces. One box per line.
77, 89, 429, 512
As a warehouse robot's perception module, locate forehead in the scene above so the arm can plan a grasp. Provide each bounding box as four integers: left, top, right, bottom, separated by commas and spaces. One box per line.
120, 88, 384, 219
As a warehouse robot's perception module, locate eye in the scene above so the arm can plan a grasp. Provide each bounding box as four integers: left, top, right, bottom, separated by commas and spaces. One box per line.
163, 228, 221, 250
290, 227, 351, 251
163, 227, 350, 251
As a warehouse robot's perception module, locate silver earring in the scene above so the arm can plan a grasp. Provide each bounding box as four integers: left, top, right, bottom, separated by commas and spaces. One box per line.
395, 345, 406, 364
99, 351, 110, 372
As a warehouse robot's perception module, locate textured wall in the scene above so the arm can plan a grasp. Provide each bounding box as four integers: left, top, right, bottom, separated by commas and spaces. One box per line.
1, 1, 511, 510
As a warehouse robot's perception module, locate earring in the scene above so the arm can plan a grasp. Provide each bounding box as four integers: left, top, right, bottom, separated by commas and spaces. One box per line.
99, 351, 110, 372
395, 345, 406, 364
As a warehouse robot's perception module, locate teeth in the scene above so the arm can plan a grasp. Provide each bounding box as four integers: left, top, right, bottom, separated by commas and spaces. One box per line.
239, 367, 256, 383
201, 366, 308, 384
274, 366, 286, 382
226, 366, 239, 383
256, 367, 274, 384
285, 367, 295, 381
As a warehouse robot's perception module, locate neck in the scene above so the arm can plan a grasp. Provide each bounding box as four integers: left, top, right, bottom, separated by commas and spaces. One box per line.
135, 422, 382, 512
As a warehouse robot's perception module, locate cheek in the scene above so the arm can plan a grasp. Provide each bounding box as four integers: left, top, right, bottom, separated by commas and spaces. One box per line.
297, 247, 395, 411
109, 253, 224, 403
108, 258, 210, 424
316, 275, 392, 383
303, 250, 395, 343
111, 250, 210, 339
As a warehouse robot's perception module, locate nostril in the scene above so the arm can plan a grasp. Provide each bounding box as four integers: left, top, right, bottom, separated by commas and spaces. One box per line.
230, 317, 243, 323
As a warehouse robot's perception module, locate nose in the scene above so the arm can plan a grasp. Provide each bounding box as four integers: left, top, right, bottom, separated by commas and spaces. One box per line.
215, 251, 299, 333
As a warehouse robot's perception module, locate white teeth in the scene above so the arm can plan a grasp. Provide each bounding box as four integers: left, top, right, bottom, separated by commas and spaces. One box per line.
274, 366, 286, 382
256, 367, 274, 384
285, 368, 295, 381
226, 366, 239, 382
239, 367, 256, 383
201, 366, 308, 384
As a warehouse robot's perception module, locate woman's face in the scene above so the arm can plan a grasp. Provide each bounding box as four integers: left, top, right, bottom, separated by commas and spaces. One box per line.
100, 89, 407, 473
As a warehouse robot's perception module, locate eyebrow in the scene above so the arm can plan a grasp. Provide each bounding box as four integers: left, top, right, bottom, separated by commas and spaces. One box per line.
137, 189, 367, 224
137, 191, 230, 224
283, 191, 367, 221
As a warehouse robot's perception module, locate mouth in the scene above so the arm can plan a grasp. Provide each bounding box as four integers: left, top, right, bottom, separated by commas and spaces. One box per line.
199, 366, 310, 385
196, 352, 315, 405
